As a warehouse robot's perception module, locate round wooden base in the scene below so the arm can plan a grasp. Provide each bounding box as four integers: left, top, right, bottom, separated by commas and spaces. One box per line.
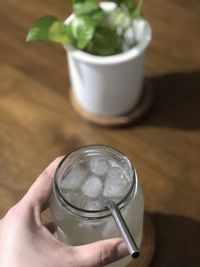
126, 214, 155, 267
70, 82, 154, 127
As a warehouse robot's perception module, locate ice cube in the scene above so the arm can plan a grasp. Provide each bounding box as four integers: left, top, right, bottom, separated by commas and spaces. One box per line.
89, 157, 109, 176
61, 165, 87, 190
82, 175, 102, 198
103, 167, 128, 198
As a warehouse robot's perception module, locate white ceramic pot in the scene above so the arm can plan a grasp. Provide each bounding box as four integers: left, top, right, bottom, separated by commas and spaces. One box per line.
64, 2, 152, 117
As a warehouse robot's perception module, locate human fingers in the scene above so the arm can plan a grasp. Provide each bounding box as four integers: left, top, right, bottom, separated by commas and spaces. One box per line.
66, 238, 129, 267
22, 156, 64, 211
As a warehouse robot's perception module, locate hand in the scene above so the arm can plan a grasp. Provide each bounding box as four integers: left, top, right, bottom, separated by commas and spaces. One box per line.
0, 157, 128, 267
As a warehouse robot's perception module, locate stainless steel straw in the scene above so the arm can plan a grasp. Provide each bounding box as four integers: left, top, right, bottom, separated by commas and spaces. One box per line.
105, 201, 140, 258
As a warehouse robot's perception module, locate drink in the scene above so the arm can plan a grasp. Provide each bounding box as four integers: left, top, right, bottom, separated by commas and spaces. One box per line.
50, 145, 144, 267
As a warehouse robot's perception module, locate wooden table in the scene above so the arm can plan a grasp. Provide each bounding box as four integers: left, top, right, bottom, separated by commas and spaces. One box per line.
0, 1, 199, 266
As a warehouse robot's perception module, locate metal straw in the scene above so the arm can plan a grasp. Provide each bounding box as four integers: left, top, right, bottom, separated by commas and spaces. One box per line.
105, 201, 140, 258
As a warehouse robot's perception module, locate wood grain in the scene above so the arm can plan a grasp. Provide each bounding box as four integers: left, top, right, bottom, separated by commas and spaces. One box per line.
127, 215, 156, 267
0, 1, 200, 267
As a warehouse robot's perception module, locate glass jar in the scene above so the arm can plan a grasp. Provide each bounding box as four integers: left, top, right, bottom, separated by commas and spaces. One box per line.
50, 145, 144, 267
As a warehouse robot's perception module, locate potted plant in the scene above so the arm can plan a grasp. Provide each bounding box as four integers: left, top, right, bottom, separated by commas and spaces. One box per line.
26, 0, 151, 123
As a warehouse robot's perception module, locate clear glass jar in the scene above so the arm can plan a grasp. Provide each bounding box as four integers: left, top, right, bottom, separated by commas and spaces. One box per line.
50, 145, 144, 267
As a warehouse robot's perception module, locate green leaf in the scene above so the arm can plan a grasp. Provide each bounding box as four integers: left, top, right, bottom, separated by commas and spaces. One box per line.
86, 26, 122, 56
108, 7, 127, 28
91, 8, 107, 24
72, 16, 95, 49
48, 21, 73, 44
73, 0, 99, 16
131, 0, 144, 18
109, 0, 122, 5
110, 0, 132, 8
26, 15, 58, 42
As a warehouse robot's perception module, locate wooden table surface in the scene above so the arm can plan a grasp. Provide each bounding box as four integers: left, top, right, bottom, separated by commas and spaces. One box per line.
0, 0, 200, 266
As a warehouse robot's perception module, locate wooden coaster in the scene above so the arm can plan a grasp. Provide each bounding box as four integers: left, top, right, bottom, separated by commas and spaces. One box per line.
126, 214, 156, 267
70, 82, 154, 127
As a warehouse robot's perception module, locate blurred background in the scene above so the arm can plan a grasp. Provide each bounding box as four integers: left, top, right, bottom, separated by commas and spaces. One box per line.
0, 1, 199, 266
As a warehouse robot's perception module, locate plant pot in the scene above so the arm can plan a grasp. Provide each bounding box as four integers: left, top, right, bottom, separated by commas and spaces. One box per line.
64, 2, 152, 118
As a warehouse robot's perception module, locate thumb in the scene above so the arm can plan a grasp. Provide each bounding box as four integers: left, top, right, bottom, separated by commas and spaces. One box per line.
71, 238, 129, 267
22, 156, 64, 210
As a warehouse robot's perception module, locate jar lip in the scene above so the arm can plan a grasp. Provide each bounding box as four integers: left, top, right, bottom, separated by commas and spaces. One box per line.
53, 145, 137, 218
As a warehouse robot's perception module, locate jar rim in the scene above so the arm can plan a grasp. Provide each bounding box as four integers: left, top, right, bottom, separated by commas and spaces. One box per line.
53, 145, 137, 219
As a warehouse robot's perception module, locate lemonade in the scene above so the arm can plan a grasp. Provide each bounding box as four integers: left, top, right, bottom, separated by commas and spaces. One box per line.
50, 145, 144, 267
